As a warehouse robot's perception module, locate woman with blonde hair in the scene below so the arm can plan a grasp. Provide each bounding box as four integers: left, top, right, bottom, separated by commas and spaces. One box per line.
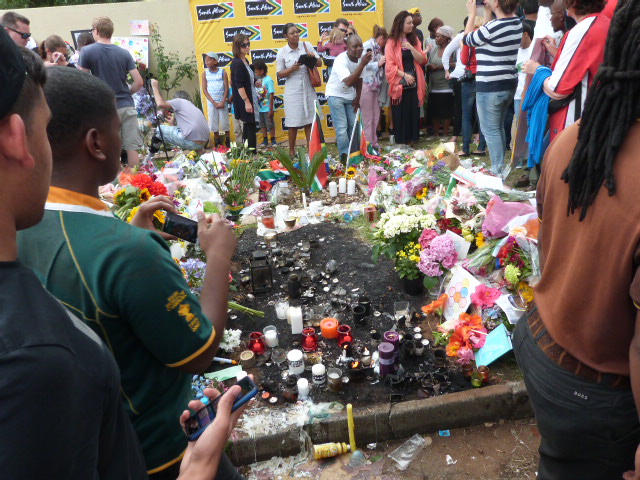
39, 34, 70, 67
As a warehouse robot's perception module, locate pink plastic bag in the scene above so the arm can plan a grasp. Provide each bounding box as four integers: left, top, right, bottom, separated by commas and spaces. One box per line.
368, 166, 388, 192
482, 196, 536, 238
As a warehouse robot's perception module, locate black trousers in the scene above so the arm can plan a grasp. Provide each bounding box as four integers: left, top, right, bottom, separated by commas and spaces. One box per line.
148, 452, 244, 480
513, 313, 639, 480
242, 121, 257, 152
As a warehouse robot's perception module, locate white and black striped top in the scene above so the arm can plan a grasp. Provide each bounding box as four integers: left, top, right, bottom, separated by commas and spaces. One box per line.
463, 17, 523, 93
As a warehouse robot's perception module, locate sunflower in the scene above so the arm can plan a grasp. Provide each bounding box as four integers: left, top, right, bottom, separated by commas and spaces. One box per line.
139, 188, 151, 203
346, 166, 357, 179
475, 232, 486, 248
416, 188, 428, 200
127, 205, 140, 223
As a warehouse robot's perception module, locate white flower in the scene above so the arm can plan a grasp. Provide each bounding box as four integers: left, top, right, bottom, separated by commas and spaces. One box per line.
218, 328, 242, 353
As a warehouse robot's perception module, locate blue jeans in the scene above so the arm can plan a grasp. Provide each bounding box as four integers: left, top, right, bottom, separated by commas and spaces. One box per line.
460, 80, 486, 154
476, 89, 515, 174
328, 96, 356, 158
158, 125, 204, 151
513, 311, 639, 480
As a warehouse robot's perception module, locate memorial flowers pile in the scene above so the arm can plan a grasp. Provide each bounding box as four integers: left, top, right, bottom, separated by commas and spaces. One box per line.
372, 205, 438, 261
433, 312, 488, 364
418, 233, 458, 289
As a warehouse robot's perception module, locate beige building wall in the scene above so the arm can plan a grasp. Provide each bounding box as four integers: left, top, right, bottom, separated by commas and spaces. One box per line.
4, 0, 467, 96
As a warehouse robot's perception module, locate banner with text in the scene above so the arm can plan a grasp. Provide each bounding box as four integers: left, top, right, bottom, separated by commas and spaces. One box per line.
189, 0, 384, 142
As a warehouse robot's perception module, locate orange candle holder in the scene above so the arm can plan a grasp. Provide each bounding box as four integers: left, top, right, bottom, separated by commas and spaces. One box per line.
320, 317, 340, 339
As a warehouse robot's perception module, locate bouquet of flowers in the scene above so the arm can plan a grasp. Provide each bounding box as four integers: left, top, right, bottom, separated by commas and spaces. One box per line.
372, 205, 438, 261
433, 312, 488, 364
394, 242, 423, 280
113, 173, 170, 227
418, 232, 458, 289
497, 235, 533, 288
206, 145, 263, 208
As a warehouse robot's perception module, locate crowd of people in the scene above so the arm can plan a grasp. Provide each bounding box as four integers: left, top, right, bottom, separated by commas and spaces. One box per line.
3, 0, 640, 477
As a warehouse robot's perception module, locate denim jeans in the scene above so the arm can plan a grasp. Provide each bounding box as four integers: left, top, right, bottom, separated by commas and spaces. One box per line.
513, 314, 640, 480
158, 125, 204, 151
460, 80, 486, 154
476, 89, 515, 174
328, 95, 356, 158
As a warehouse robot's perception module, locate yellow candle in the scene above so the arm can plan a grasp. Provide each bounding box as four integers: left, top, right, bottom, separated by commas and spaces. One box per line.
347, 403, 357, 453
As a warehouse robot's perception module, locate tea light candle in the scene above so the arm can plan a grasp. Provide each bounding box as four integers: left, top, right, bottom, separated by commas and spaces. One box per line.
347, 179, 356, 195
288, 306, 303, 334
275, 300, 289, 320
287, 349, 305, 375
312, 363, 327, 385
338, 177, 347, 194
320, 317, 339, 339
263, 326, 278, 347
239, 350, 256, 368
297, 378, 310, 399
329, 181, 338, 197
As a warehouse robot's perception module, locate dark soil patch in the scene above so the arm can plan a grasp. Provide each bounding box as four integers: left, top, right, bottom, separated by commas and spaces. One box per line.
220, 222, 475, 407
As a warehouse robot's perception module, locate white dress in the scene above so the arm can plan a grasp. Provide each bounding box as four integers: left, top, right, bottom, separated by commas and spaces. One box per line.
276, 42, 317, 128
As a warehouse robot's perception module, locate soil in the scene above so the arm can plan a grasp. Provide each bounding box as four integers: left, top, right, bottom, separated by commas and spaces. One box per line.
242, 417, 540, 480
220, 221, 501, 407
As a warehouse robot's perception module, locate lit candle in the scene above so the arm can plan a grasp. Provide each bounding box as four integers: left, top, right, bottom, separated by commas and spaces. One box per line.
288, 306, 303, 334
347, 179, 356, 195
312, 363, 327, 385
338, 177, 347, 194
320, 317, 339, 339
329, 181, 338, 197
297, 378, 310, 399
287, 349, 305, 375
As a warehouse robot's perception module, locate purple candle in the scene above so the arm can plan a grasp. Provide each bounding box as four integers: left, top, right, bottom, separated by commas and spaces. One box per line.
384, 331, 400, 360
378, 342, 396, 377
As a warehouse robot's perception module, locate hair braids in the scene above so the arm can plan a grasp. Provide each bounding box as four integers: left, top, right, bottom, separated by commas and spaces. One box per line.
561, 0, 640, 220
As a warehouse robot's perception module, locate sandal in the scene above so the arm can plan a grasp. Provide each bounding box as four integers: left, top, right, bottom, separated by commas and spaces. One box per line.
457, 151, 470, 157
471, 150, 486, 156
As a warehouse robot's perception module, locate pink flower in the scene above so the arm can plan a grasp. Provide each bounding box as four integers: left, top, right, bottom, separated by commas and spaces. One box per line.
419, 228, 438, 249
457, 346, 475, 365
470, 284, 502, 309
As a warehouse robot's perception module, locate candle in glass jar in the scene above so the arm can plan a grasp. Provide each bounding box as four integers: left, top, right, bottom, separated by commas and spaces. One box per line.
288, 306, 303, 334
338, 178, 347, 194
263, 325, 278, 347
320, 317, 339, 339
347, 179, 356, 195
275, 300, 289, 320
329, 181, 338, 197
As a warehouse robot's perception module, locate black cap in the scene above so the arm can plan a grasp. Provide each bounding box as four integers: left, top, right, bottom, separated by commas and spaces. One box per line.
0, 27, 26, 120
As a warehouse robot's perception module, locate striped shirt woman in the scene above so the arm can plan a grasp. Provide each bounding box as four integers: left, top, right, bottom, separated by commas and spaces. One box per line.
462, 16, 523, 92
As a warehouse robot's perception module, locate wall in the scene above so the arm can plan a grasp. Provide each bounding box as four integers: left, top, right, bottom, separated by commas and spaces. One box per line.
383, 0, 467, 35
4, 0, 200, 95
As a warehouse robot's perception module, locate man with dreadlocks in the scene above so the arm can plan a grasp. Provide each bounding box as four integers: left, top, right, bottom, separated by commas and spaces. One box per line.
513, 0, 640, 477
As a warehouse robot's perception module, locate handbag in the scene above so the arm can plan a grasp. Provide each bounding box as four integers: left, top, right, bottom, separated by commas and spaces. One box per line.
303, 42, 322, 88
400, 67, 417, 90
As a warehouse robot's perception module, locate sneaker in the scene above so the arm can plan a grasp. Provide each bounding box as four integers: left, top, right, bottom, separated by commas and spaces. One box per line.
261, 140, 268, 148
271, 139, 278, 147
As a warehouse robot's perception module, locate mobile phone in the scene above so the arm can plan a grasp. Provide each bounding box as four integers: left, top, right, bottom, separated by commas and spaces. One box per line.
185, 376, 259, 441
366, 48, 371, 52
162, 211, 198, 244
476, 0, 485, 5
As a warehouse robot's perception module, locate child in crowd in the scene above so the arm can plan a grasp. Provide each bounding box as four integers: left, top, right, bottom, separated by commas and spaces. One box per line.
201, 52, 230, 148
253, 60, 276, 147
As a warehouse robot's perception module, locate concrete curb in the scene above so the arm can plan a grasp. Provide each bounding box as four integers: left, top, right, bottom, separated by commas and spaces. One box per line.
228, 380, 532, 466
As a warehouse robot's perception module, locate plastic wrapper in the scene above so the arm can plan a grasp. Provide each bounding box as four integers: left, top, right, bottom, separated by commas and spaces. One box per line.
462, 239, 500, 276
368, 166, 388, 192
482, 196, 536, 238
470, 187, 535, 204
388, 434, 427, 470
516, 236, 541, 286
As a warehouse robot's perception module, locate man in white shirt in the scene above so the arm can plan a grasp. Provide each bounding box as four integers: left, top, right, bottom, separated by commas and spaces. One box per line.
326, 35, 372, 162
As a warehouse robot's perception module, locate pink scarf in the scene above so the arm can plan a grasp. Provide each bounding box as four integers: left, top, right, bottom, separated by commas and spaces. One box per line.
385, 38, 427, 106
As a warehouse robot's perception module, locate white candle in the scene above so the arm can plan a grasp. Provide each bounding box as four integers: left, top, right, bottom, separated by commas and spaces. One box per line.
347, 179, 356, 195
288, 306, 303, 334
275, 205, 289, 228
338, 177, 347, 194
287, 349, 305, 375
310, 201, 322, 215
329, 181, 338, 197
302, 193, 308, 210
264, 330, 278, 347
312, 363, 327, 385
297, 378, 310, 399
275, 301, 289, 320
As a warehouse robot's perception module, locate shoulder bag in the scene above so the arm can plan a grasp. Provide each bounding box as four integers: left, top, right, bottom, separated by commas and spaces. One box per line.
304, 42, 322, 88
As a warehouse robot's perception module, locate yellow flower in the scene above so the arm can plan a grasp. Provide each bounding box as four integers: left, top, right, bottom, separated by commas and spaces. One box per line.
114, 189, 126, 205
154, 209, 166, 225
416, 188, 428, 200
346, 166, 357, 179
518, 282, 534, 303
127, 205, 140, 223
476, 232, 486, 248
139, 188, 151, 202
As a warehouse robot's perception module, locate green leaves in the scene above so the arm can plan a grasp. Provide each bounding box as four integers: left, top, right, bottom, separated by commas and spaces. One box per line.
150, 24, 198, 96
273, 146, 327, 195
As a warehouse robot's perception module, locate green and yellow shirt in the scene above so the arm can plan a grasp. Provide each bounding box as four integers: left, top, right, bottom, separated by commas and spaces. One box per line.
18, 187, 215, 474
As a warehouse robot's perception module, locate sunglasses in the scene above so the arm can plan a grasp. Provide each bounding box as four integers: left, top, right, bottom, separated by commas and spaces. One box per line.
339, 28, 348, 33
4, 25, 31, 39
241, 42, 250, 48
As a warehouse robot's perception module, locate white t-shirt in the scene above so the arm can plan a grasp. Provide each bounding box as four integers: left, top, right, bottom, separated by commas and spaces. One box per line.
514, 44, 533, 100
325, 51, 363, 100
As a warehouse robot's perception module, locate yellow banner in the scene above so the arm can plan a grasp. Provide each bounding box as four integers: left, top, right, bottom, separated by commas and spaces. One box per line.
189, 0, 384, 141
